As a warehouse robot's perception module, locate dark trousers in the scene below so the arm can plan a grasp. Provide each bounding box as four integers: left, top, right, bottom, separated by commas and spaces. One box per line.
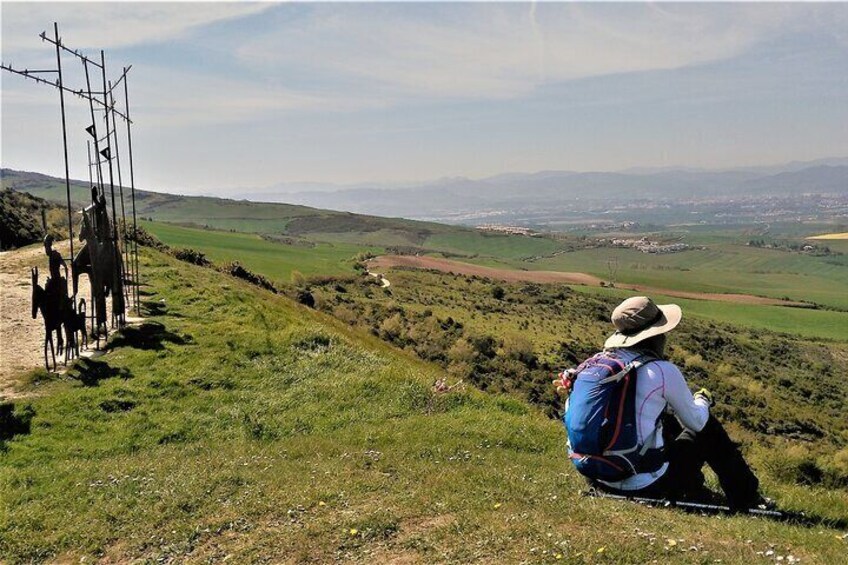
598, 415, 761, 510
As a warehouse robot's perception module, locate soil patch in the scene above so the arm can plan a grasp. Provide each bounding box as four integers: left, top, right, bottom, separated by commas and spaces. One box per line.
0, 242, 121, 398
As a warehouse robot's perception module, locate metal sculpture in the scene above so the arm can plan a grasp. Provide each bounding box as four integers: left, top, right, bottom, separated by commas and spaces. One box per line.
72, 187, 126, 338
31, 267, 63, 371
5, 22, 140, 369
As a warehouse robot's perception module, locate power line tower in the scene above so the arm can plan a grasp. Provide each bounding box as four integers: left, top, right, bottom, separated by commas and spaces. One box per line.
606, 256, 619, 288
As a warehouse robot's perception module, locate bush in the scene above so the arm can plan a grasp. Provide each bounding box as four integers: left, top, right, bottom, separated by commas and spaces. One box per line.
174, 247, 211, 267
296, 290, 315, 308
223, 262, 278, 293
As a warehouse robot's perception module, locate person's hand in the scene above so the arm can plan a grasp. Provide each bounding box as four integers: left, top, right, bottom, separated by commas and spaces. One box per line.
694, 387, 713, 406
553, 369, 577, 395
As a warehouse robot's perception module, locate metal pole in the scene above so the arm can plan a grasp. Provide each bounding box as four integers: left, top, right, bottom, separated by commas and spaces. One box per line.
82, 61, 104, 196
123, 68, 141, 316
87, 140, 93, 186
53, 23, 75, 290
82, 59, 106, 339
100, 50, 124, 327
108, 80, 132, 313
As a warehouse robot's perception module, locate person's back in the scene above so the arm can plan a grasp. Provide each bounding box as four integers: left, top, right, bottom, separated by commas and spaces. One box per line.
557, 296, 764, 511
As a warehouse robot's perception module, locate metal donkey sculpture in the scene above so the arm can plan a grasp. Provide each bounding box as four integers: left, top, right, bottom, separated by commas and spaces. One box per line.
31, 267, 87, 371
72, 190, 126, 339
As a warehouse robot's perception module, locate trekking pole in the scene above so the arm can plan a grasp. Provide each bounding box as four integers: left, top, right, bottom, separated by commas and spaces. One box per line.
584, 489, 800, 522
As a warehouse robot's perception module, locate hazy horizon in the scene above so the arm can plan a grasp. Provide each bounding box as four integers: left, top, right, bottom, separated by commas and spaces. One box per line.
3, 2, 848, 197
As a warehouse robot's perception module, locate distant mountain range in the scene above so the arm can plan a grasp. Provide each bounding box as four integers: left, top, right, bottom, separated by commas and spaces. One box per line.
4, 157, 846, 225
267, 158, 848, 220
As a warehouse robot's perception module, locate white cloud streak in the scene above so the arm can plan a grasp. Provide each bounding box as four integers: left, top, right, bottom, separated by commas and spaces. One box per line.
2, 2, 271, 52
235, 3, 839, 101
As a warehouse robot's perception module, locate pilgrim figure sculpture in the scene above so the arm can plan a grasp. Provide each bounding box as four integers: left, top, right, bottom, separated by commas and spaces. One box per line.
72, 187, 125, 336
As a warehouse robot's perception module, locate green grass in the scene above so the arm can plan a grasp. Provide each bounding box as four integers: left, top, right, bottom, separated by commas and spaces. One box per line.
572, 286, 848, 342
424, 232, 560, 259
1, 248, 846, 563
141, 220, 372, 283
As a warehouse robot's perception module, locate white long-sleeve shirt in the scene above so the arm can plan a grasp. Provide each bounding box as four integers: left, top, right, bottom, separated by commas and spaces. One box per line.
595, 348, 711, 491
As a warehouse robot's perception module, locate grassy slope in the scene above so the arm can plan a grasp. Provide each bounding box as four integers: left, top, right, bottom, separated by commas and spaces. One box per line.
141, 220, 372, 283
2, 249, 846, 563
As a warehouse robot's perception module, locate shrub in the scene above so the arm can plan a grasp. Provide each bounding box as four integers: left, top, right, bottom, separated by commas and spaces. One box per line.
223, 262, 278, 293
173, 247, 211, 267
762, 444, 824, 486
296, 290, 315, 308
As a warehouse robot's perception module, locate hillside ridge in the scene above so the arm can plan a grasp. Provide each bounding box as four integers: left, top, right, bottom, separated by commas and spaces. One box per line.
1, 246, 846, 562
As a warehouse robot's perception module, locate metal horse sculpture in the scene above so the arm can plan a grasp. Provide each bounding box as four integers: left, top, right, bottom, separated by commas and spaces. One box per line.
30, 267, 86, 370
72, 193, 126, 338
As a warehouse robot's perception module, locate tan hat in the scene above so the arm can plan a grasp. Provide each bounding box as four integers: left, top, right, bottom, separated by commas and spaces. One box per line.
604, 296, 682, 349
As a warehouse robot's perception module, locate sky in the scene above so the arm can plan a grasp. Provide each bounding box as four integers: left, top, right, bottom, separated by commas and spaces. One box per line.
2, 2, 848, 196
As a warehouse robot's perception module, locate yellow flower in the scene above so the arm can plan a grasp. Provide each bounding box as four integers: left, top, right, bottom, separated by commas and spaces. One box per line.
349, 528, 358, 536
555, 553, 563, 560
318, 501, 326, 507
597, 547, 605, 553
493, 503, 502, 509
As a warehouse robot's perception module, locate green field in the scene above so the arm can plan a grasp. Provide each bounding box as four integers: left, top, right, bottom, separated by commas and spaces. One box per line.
141, 220, 373, 283
469, 244, 848, 311
2, 247, 846, 563
575, 286, 848, 342
423, 231, 560, 260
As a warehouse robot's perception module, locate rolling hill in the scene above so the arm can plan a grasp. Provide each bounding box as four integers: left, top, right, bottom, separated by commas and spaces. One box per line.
1, 245, 846, 562
0, 168, 463, 249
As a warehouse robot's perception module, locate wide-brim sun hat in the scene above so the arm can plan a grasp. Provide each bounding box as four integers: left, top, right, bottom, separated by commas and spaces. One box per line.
604, 296, 682, 349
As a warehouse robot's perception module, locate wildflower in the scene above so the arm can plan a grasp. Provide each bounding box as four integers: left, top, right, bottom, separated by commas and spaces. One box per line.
349, 528, 358, 536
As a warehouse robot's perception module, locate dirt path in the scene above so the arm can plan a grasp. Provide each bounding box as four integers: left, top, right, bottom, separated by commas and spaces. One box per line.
366, 270, 391, 288
0, 242, 130, 399
369, 255, 807, 307
0, 243, 69, 398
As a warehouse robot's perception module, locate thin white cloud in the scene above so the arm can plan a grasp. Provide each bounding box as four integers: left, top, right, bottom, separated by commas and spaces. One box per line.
2, 2, 271, 52
130, 66, 348, 128
234, 3, 834, 101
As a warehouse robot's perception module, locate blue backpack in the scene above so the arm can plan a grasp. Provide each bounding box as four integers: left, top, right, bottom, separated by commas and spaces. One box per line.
563, 352, 665, 482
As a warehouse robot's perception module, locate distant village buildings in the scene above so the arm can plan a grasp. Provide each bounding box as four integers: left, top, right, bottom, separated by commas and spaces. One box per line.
604, 237, 690, 254
476, 224, 535, 236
